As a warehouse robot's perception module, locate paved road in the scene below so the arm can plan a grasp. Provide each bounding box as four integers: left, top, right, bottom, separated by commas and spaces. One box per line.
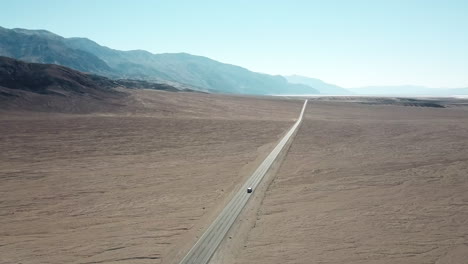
179, 100, 308, 264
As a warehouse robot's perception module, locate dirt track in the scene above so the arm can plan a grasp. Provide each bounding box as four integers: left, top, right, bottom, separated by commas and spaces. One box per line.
234, 101, 468, 264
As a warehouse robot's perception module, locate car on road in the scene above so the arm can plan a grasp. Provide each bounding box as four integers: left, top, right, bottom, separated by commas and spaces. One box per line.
247, 187, 253, 193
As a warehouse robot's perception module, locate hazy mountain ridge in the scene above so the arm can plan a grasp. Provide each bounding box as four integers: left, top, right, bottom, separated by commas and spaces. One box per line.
284, 76, 468, 96
65, 37, 319, 95
285, 75, 353, 95
0, 26, 113, 75
0, 26, 319, 95
349, 85, 468, 96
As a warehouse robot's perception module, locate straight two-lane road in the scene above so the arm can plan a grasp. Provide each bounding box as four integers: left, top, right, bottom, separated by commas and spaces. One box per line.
179, 100, 308, 264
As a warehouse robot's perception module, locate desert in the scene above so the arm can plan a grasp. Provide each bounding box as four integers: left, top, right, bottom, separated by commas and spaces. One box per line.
2, 5, 468, 262
234, 98, 468, 264
2, 91, 468, 264
0, 89, 302, 264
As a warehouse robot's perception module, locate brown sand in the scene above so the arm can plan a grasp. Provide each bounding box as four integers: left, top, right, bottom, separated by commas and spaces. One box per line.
234, 101, 468, 264
0, 90, 302, 264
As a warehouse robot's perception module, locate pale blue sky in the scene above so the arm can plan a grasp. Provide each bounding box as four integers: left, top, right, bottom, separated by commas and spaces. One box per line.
2, 0, 467, 88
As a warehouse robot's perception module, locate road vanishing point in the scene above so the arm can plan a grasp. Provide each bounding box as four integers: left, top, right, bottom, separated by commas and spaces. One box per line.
179, 99, 308, 264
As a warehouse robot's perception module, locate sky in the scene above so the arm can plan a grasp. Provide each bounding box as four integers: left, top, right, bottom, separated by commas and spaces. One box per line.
2, 0, 468, 88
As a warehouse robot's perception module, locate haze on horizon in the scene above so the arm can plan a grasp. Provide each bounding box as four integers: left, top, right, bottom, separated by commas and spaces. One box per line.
2, 0, 467, 89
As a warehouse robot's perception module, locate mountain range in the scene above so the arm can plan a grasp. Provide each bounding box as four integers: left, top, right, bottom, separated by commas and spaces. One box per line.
0, 26, 319, 95
1, 26, 466, 96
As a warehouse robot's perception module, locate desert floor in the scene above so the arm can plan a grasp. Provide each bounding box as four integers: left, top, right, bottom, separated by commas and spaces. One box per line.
0, 90, 302, 264
2, 92, 468, 264
234, 99, 468, 264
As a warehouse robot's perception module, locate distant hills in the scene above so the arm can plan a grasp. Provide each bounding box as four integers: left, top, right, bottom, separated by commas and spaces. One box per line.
0, 56, 185, 96
0, 26, 319, 95
348, 85, 468, 96
285, 75, 353, 95
285, 77, 468, 96
0, 56, 115, 96
0, 56, 190, 112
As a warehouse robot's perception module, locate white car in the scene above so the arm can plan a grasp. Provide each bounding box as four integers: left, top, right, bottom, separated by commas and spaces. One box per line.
247, 187, 253, 193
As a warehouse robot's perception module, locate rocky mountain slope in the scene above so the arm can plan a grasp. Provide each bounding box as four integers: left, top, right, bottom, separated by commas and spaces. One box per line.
0, 56, 182, 95
0, 56, 189, 112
